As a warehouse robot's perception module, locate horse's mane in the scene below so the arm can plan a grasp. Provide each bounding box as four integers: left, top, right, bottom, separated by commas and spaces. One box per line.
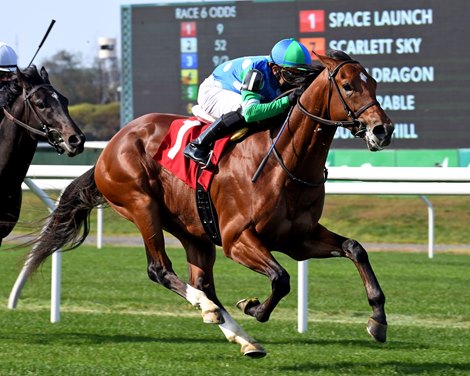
0, 80, 20, 107
326, 49, 353, 61
2, 65, 45, 105
0, 65, 44, 123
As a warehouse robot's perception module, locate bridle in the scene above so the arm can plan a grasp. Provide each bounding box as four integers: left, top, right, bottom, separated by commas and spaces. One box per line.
257, 60, 379, 187
2, 83, 65, 153
297, 59, 379, 138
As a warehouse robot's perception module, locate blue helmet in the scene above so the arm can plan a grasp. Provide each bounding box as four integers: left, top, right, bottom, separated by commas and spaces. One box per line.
269, 38, 312, 68
0, 42, 17, 72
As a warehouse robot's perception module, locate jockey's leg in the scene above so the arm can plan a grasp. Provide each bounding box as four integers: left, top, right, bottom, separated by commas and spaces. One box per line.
183, 110, 245, 166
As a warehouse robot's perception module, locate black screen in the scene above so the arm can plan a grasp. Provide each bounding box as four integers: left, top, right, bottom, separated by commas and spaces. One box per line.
122, 0, 470, 149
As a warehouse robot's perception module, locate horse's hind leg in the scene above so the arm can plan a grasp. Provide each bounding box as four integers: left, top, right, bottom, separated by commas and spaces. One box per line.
184, 239, 266, 358
108, 199, 223, 325
290, 224, 387, 342
143, 243, 222, 324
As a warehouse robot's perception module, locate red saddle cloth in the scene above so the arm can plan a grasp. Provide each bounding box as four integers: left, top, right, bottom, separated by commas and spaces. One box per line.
153, 117, 231, 190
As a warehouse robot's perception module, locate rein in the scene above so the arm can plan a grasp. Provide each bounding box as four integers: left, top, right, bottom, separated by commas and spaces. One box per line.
272, 146, 328, 187
3, 108, 47, 137
252, 108, 328, 187
2, 84, 65, 153
253, 59, 377, 187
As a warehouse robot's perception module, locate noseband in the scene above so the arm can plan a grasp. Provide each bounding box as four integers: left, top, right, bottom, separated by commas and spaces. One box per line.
2, 84, 65, 153
297, 59, 379, 137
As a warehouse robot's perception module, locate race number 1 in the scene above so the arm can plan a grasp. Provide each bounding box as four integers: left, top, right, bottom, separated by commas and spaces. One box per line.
299, 10, 325, 33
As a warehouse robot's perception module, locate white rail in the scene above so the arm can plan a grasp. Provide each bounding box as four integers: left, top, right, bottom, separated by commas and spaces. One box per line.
12, 165, 470, 332
328, 166, 470, 182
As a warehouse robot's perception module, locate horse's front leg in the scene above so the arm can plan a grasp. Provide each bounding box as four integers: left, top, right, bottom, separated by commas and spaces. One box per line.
341, 238, 387, 342
225, 230, 291, 323
289, 223, 387, 342
0, 187, 22, 245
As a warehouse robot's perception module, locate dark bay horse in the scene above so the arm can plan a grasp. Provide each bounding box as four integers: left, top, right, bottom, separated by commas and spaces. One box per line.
0, 65, 85, 246
21, 52, 393, 357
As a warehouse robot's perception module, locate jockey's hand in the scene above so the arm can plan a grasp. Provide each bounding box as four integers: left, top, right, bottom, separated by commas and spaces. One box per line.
288, 88, 303, 105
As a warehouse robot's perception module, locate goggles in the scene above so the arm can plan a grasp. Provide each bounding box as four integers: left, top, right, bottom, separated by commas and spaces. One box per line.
279, 67, 306, 84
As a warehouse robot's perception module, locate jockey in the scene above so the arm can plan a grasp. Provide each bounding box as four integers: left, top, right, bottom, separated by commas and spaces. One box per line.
183, 38, 312, 166
0, 42, 17, 108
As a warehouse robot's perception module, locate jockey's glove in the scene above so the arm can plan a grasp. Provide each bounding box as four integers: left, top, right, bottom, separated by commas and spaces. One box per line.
288, 88, 304, 105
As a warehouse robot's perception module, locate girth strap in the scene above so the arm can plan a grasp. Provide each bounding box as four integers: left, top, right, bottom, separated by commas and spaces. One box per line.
195, 168, 222, 246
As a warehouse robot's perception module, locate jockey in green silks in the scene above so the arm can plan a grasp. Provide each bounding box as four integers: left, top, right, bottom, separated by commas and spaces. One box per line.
183, 38, 313, 166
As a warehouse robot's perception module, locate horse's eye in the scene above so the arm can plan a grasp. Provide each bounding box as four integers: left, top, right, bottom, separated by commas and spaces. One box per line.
35, 101, 46, 110
342, 83, 353, 92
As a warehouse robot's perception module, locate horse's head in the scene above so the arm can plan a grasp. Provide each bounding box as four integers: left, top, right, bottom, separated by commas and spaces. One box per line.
314, 51, 394, 151
14, 66, 86, 156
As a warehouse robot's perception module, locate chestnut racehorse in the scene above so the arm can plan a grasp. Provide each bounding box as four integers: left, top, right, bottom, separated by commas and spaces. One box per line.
21, 52, 393, 357
0, 65, 85, 246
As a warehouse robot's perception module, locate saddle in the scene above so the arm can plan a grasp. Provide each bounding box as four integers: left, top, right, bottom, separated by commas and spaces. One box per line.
153, 113, 234, 245
192, 105, 249, 141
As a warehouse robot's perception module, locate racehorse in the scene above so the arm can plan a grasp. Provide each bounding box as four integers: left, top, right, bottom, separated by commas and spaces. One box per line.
0, 65, 85, 246
21, 51, 393, 357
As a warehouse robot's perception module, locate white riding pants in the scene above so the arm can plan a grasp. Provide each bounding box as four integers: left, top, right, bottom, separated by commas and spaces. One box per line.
197, 75, 242, 119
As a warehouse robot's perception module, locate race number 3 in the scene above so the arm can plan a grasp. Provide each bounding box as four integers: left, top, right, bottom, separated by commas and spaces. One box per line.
299, 10, 325, 33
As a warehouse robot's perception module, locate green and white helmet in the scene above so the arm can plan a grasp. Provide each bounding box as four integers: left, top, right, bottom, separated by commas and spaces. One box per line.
269, 38, 312, 69
0, 42, 17, 72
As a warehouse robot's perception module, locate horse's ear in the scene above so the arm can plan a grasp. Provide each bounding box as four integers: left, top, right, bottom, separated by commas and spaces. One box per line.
40, 66, 50, 84
315, 53, 337, 71
15, 68, 31, 90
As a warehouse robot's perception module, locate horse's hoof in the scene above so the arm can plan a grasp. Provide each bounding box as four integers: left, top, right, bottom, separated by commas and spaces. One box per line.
367, 317, 387, 343
241, 343, 267, 358
236, 298, 260, 314
202, 308, 224, 324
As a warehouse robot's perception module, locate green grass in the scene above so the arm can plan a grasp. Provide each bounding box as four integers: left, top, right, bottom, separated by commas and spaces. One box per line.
11, 192, 470, 245
0, 246, 469, 375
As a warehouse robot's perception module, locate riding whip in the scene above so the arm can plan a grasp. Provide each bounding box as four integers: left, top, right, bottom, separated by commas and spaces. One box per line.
28, 19, 56, 66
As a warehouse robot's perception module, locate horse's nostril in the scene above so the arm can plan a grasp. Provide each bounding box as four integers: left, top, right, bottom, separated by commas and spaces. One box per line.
373, 125, 386, 138
68, 134, 85, 147
373, 124, 394, 138
371, 124, 394, 147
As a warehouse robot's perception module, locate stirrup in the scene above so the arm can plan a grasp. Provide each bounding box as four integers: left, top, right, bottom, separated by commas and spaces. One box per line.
183, 143, 213, 167
199, 150, 214, 169
191, 150, 213, 169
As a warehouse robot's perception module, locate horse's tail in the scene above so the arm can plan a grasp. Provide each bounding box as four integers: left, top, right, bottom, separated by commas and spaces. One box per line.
24, 166, 105, 276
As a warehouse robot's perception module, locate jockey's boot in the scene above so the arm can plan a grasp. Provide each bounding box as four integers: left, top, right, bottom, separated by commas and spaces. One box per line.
183, 110, 244, 166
